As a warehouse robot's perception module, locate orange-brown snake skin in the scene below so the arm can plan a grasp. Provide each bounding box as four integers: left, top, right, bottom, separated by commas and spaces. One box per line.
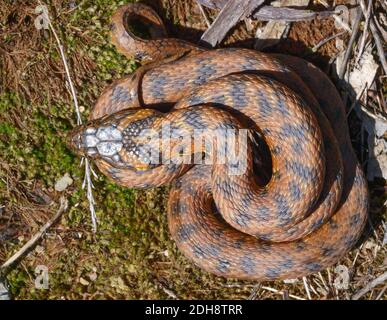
68, 3, 368, 280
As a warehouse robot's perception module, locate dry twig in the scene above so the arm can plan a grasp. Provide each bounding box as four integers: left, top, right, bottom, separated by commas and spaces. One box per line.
355, 0, 372, 64
312, 30, 347, 53
303, 277, 312, 300
352, 271, 387, 300
338, 6, 363, 80
0, 197, 68, 272
196, 1, 211, 28
358, 0, 387, 75
39, 3, 99, 232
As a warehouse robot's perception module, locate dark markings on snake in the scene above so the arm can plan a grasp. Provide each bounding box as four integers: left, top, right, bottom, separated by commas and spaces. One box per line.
265, 267, 281, 279
273, 194, 292, 226
274, 91, 291, 117
240, 57, 258, 71
232, 238, 244, 249
170, 200, 180, 217
259, 232, 273, 241
108, 167, 120, 175
234, 212, 251, 227
211, 226, 224, 237
217, 259, 231, 273
261, 128, 272, 135
194, 61, 217, 85
321, 246, 335, 257
256, 90, 273, 117
204, 244, 221, 258
176, 223, 197, 242
306, 262, 322, 272
285, 160, 317, 182
240, 256, 256, 274
229, 81, 248, 109
164, 163, 182, 173
212, 93, 226, 105
149, 75, 167, 99
328, 219, 339, 230
185, 109, 205, 128
240, 194, 252, 210
280, 123, 307, 141
192, 244, 207, 259
295, 240, 306, 252
311, 217, 324, 230
288, 181, 302, 201
285, 225, 299, 236
279, 258, 294, 269
256, 205, 270, 220
187, 94, 205, 106
342, 234, 358, 248
173, 78, 188, 91
176, 201, 188, 216
112, 86, 132, 104
214, 179, 233, 199
258, 243, 272, 253
291, 140, 304, 153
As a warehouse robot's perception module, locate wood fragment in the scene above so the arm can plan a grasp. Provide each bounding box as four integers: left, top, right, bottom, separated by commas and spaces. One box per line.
0, 197, 68, 272
198, 0, 337, 22
352, 271, 387, 300
253, 6, 335, 22
200, 0, 265, 47
254, 20, 290, 50
196, 0, 228, 10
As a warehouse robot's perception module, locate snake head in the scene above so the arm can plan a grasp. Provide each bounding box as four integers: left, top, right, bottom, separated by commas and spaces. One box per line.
67, 123, 123, 160
67, 108, 162, 171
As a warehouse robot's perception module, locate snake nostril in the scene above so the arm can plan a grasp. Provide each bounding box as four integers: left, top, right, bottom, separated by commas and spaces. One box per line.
67, 128, 84, 154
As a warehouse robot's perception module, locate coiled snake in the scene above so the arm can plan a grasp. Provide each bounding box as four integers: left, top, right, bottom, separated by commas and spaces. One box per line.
68, 3, 368, 280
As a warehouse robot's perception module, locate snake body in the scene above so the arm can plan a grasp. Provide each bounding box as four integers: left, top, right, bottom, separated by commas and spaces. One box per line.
68, 3, 368, 280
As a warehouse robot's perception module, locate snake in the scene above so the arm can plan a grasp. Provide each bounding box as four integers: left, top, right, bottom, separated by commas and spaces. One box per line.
68, 3, 368, 281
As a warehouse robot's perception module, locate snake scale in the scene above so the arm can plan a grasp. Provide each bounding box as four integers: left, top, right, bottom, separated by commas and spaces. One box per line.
68, 3, 368, 280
